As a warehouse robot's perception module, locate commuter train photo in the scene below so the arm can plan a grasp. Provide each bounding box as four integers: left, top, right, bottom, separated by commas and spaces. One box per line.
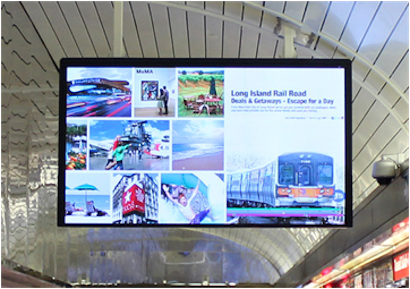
227, 152, 343, 225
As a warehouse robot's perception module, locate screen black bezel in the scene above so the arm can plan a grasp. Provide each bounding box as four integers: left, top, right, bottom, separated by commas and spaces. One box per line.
58, 58, 352, 228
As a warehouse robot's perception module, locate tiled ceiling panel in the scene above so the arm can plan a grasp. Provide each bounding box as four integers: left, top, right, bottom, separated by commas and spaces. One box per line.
303, 1, 328, 33
40, 2, 81, 58
76, 1, 111, 58
122, 2, 143, 58
374, 6, 409, 76
357, 1, 408, 64
321, 1, 354, 40
168, 6, 190, 58
23, 1, 66, 62
283, 1, 308, 21
186, 9, 206, 57
149, 3, 174, 58
131, 1, 158, 58
340, 1, 380, 51
93, 1, 114, 54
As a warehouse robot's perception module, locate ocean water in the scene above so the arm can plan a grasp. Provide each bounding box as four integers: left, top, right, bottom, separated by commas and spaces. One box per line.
65, 194, 111, 213
173, 143, 223, 161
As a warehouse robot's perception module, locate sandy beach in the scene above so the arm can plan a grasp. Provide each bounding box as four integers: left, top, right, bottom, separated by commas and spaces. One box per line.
65, 215, 113, 224
172, 152, 223, 170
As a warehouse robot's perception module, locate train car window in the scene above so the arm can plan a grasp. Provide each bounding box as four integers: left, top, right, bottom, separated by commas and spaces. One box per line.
298, 166, 311, 186
317, 164, 333, 185
279, 164, 294, 185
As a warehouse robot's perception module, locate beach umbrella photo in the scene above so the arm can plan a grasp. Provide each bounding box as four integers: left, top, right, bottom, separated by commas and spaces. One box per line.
74, 183, 99, 205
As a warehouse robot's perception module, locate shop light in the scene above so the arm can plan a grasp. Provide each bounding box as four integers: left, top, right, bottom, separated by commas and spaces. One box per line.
303, 282, 318, 288
304, 226, 408, 288
304, 270, 347, 288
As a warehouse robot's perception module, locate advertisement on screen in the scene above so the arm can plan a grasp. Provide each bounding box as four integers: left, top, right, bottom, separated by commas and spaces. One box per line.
59, 58, 352, 227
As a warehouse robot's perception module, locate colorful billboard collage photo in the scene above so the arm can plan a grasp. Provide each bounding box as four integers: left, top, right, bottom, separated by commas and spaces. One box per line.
64, 66, 227, 225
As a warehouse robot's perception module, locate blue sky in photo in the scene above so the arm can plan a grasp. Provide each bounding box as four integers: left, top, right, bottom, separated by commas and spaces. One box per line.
67, 67, 133, 83
90, 120, 169, 142
173, 120, 224, 145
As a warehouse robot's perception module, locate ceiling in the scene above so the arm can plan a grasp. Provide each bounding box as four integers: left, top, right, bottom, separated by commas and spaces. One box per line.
1, 1, 409, 286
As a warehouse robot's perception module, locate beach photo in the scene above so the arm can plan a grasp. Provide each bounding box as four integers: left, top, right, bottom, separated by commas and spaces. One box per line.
66, 119, 87, 171
159, 173, 226, 224
89, 120, 170, 171
66, 67, 132, 117
178, 68, 224, 118
134, 68, 177, 118
172, 120, 224, 171
65, 172, 112, 224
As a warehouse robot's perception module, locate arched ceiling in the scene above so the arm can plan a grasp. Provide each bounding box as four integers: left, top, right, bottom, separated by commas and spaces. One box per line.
1, 1, 408, 285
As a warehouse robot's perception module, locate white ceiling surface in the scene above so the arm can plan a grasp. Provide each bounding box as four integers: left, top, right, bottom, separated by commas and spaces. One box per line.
1, 0, 409, 283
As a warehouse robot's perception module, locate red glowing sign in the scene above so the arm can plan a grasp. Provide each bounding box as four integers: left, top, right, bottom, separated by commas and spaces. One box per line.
122, 184, 145, 215
393, 251, 409, 281
392, 217, 409, 233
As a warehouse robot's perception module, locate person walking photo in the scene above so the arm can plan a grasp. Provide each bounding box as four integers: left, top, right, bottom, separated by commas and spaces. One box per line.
163, 86, 169, 114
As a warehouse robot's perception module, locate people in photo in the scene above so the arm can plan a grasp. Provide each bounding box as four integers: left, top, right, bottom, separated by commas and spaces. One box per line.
163, 86, 169, 114
157, 88, 165, 115
162, 180, 219, 224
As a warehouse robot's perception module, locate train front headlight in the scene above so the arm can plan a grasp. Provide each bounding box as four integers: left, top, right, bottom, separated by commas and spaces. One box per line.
287, 189, 292, 193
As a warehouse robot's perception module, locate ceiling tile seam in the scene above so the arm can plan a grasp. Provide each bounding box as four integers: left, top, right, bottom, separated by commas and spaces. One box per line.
388, 49, 409, 92
371, 4, 409, 73
391, 94, 408, 117
204, 12, 208, 58
57, 2, 85, 58
243, 1, 408, 106
273, 39, 279, 58
352, 117, 402, 183
19, 3, 59, 72
317, 1, 332, 36
255, 32, 262, 58
121, 37, 129, 58
165, 7, 176, 58
335, 1, 356, 45
220, 2, 226, 57
128, 2, 145, 58
352, 73, 409, 135
352, 2, 382, 56
93, 2, 112, 52
146, 3, 160, 58
352, 98, 377, 137
238, 2, 245, 58
351, 84, 363, 103
185, 9, 191, 58
221, 17, 225, 58
238, 26, 244, 58
29, 2, 68, 59
300, 1, 309, 23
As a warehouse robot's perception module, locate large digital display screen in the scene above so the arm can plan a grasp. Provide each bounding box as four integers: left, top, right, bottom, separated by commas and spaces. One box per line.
58, 58, 352, 227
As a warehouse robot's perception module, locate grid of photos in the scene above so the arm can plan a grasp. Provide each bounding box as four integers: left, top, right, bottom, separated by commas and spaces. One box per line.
64, 66, 227, 225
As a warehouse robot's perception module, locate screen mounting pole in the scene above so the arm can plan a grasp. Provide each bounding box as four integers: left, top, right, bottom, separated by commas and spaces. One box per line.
282, 25, 297, 58
113, 1, 125, 57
